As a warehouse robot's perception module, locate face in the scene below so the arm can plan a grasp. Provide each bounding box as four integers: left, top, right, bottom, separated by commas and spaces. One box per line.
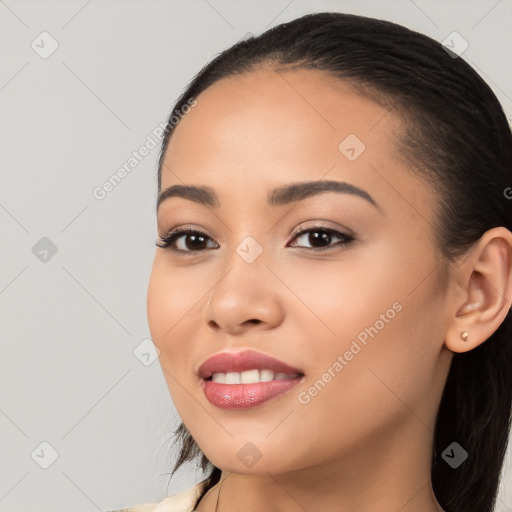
147, 68, 454, 476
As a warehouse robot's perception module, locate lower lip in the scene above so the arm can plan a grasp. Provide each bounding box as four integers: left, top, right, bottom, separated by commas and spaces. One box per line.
202, 376, 304, 409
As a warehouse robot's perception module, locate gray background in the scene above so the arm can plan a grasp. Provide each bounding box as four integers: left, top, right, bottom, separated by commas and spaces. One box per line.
1, 0, 511, 510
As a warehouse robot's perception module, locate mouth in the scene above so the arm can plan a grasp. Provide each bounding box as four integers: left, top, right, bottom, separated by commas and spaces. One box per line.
198, 349, 305, 379
205, 369, 303, 384
197, 349, 305, 409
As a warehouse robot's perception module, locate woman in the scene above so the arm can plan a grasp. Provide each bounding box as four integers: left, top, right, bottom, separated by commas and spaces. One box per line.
111, 11, 512, 512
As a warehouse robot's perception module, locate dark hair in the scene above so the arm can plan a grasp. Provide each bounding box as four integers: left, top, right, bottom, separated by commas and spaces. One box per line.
157, 12, 512, 512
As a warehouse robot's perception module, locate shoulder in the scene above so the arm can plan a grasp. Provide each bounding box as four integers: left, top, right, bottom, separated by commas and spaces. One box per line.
106, 479, 206, 512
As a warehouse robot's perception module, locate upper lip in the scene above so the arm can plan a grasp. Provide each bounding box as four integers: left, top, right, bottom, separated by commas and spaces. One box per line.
197, 349, 305, 379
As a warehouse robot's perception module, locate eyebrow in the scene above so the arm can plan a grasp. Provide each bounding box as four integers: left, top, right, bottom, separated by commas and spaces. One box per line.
157, 180, 380, 212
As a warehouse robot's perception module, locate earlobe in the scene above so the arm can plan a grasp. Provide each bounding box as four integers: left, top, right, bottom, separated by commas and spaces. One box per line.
445, 324, 477, 354
444, 227, 512, 354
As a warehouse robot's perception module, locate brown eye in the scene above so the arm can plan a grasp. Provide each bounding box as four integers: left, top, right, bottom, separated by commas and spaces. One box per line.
289, 228, 354, 251
156, 228, 218, 255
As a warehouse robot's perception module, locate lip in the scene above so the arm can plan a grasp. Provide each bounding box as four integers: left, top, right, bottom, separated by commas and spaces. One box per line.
202, 378, 304, 409
197, 349, 306, 410
197, 349, 304, 380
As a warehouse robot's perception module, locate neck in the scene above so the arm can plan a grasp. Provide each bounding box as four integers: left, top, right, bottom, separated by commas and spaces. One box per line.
196, 415, 445, 512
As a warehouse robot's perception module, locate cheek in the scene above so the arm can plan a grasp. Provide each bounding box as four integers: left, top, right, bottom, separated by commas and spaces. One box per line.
147, 265, 203, 420
147, 257, 202, 374
276, 246, 403, 348
147, 255, 203, 331
287, 244, 444, 412
147, 260, 173, 348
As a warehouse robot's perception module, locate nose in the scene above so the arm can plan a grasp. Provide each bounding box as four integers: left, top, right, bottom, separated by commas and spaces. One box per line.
202, 255, 285, 336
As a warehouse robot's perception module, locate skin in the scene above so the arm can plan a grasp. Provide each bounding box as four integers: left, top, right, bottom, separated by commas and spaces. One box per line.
147, 68, 512, 512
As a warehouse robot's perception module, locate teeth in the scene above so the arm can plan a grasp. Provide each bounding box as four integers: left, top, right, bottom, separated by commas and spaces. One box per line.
225, 372, 240, 384
260, 369, 274, 382
240, 369, 260, 384
210, 369, 300, 384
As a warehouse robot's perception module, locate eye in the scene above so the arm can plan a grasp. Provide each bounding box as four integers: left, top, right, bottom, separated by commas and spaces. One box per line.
288, 225, 355, 251
156, 227, 218, 255
156, 224, 355, 256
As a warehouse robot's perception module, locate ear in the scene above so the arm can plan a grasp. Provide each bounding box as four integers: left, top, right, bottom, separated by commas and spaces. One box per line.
445, 227, 512, 353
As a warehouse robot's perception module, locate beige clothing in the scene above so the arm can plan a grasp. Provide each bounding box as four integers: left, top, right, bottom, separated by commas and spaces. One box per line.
107, 480, 206, 512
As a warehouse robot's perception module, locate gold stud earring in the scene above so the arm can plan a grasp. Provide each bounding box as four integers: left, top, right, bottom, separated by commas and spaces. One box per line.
460, 331, 469, 342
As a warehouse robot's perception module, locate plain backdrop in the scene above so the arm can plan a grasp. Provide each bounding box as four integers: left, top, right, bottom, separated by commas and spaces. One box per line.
1, 0, 511, 510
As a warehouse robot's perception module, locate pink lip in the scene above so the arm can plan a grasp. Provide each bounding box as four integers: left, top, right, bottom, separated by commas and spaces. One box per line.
197, 349, 304, 379
197, 349, 305, 410
201, 378, 304, 409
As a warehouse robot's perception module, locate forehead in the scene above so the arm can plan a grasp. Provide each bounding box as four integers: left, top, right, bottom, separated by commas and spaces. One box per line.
160, 68, 435, 224
166, 68, 398, 161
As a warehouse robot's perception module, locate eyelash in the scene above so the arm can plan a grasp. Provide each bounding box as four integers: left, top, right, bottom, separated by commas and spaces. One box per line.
156, 224, 355, 256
